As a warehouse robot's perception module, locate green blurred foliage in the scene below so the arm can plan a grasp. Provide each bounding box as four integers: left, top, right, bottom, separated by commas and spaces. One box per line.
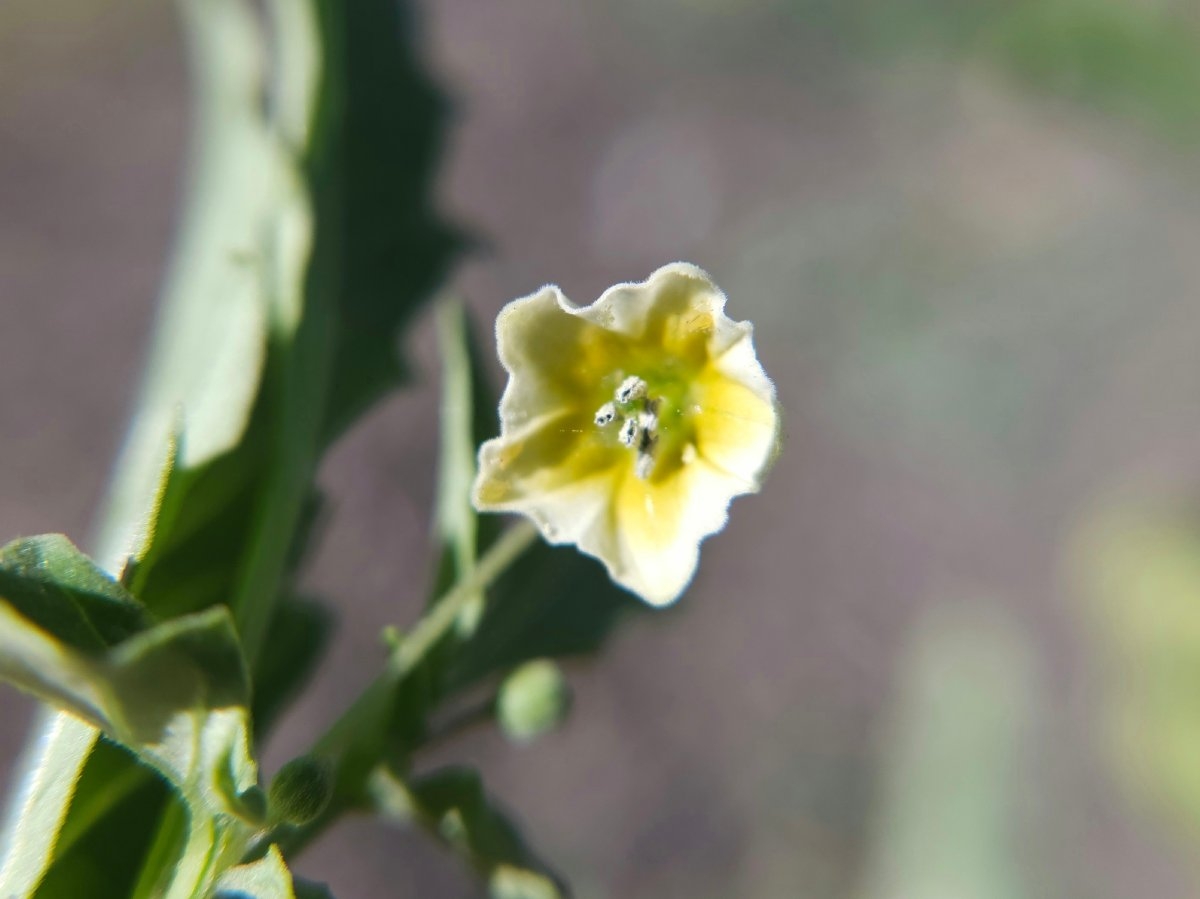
795, 0, 1200, 143
1073, 501, 1200, 861
859, 603, 1034, 899
369, 765, 567, 896
1, 0, 463, 892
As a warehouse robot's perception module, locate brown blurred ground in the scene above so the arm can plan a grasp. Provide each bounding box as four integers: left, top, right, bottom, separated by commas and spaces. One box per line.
3, 2, 1200, 897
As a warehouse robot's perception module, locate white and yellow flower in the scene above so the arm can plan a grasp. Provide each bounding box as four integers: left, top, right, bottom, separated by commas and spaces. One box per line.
472, 263, 779, 607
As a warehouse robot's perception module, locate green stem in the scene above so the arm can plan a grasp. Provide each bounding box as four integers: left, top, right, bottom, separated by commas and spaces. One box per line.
274, 520, 539, 857
387, 519, 539, 678
315, 520, 537, 756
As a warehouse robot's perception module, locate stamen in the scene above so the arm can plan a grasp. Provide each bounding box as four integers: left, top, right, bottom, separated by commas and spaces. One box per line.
635, 452, 655, 480
637, 428, 656, 454
616, 376, 647, 404
594, 402, 617, 426
619, 417, 641, 447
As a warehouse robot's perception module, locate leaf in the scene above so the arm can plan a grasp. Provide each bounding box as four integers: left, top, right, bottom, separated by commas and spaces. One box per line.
369, 766, 566, 896
34, 748, 175, 899
212, 846, 297, 899
317, 0, 462, 445
0, 535, 265, 898
0, 562, 254, 798
0, 713, 106, 898
3, 0, 462, 888
91, 0, 292, 574
430, 299, 494, 620
252, 596, 334, 739
0, 535, 149, 652
292, 880, 336, 899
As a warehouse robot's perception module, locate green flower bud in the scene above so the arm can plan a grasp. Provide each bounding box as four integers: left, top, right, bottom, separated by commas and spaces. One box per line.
497, 659, 571, 743
269, 756, 333, 825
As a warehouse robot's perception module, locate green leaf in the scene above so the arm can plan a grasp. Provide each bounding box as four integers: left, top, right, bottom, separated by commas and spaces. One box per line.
92, 0, 293, 574
317, 0, 462, 445
212, 845, 297, 899
34, 746, 175, 899
0, 535, 265, 898
0, 534, 231, 738
0, 713, 113, 897
0, 535, 149, 652
293, 880, 336, 899
251, 596, 333, 739
4, 0, 462, 887
430, 299, 495, 627
0, 578, 252, 788
368, 766, 565, 896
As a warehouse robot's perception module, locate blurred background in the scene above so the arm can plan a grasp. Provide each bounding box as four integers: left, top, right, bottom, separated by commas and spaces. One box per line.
4, 0, 1200, 896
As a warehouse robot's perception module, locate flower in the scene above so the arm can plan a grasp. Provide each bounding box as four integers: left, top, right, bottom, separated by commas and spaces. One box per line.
472, 263, 780, 606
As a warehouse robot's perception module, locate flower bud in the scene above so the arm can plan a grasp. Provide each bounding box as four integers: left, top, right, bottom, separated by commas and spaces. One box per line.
497, 659, 571, 743
269, 755, 333, 825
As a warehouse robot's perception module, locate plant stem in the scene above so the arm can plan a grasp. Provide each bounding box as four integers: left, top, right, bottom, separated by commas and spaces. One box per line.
315, 519, 539, 756
389, 519, 540, 677
269, 520, 540, 861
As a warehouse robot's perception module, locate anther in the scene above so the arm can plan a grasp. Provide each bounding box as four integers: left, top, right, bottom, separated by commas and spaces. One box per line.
616, 376, 647, 404
594, 402, 617, 426
619, 417, 640, 447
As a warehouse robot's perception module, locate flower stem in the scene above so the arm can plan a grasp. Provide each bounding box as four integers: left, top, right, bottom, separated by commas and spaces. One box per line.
269, 520, 541, 861
315, 519, 539, 755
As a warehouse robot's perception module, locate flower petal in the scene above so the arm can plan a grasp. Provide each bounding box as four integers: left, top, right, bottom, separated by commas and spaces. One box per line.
604, 457, 752, 606
693, 363, 779, 487
475, 408, 619, 507
493, 286, 622, 428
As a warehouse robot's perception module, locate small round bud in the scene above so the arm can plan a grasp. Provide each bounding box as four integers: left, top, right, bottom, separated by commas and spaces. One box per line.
269, 756, 334, 825
497, 660, 571, 743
